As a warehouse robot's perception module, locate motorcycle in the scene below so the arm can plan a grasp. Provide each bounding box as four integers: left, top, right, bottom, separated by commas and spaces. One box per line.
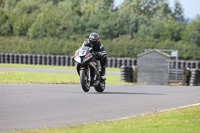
73, 46, 106, 92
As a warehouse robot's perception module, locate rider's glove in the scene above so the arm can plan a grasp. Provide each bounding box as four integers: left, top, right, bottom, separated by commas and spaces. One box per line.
95, 52, 102, 59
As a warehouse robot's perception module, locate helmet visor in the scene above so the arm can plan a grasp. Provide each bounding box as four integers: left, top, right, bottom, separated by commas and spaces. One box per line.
89, 40, 97, 45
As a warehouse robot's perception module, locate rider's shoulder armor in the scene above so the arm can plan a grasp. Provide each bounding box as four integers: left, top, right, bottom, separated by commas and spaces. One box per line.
82, 39, 91, 47
82, 39, 106, 53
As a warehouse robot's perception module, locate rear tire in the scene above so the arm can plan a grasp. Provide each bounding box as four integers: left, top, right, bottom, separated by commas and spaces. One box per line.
80, 69, 90, 92
94, 79, 105, 92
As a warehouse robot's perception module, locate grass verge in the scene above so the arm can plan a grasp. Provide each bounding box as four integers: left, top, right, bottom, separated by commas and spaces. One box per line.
0, 71, 127, 85
0, 63, 121, 72
0, 63, 128, 85
2, 105, 200, 133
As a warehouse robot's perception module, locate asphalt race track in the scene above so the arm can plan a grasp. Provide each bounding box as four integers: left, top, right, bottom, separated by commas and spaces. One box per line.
0, 84, 200, 131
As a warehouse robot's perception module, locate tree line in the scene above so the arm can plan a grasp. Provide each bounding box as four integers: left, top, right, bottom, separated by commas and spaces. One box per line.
0, 0, 200, 59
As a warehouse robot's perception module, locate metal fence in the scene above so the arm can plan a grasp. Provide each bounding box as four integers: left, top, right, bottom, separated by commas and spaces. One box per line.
0, 53, 200, 69
168, 69, 183, 82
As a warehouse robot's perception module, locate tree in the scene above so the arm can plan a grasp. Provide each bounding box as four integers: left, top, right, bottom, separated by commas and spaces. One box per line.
152, 20, 165, 39
172, 0, 184, 22
120, 0, 171, 17
182, 15, 200, 46
160, 17, 183, 41
3, 0, 21, 11
151, 0, 172, 20
0, 0, 5, 7
81, 0, 114, 14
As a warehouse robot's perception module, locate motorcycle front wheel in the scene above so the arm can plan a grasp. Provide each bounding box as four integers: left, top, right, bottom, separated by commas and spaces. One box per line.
80, 69, 90, 92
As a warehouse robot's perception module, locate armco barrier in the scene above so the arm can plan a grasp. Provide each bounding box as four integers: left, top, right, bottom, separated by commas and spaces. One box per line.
0, 53, 200, 69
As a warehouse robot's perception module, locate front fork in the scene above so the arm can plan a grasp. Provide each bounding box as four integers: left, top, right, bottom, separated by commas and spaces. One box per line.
87, 65, 91, 82
79, 64, 91, 82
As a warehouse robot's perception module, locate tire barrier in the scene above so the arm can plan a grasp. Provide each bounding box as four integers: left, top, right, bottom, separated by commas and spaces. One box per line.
189, 69, 200, 86
0, 53, 199, 69
0, 53, 75, 66
169, 60, 200, 69
121, 66, 137, 83
182, 68, 191, 86
182, 68, 200, 86
121, 66, 133, 82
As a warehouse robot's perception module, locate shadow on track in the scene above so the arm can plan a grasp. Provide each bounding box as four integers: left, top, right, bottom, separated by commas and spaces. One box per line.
90, 92, 165, 95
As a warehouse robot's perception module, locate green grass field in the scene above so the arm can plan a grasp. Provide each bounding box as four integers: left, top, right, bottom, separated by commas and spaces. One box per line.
2, 105, 200, 133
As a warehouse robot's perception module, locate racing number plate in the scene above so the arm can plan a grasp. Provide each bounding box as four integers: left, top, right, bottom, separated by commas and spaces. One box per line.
79, 50, 87, 56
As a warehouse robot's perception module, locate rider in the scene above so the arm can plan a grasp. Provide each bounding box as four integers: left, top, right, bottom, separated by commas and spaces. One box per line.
81, 32, 107, 76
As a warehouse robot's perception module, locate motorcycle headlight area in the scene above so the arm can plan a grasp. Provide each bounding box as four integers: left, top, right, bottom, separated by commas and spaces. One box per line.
74, 54, 81, 63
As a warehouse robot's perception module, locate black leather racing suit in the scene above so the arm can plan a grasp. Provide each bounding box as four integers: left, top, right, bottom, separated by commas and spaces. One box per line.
82, 39, 107, 75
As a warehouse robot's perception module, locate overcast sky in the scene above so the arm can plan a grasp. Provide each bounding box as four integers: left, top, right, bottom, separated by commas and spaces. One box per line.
114, 0, 200, 19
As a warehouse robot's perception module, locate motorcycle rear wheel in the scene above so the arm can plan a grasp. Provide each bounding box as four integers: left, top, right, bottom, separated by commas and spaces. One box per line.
80, 69, 90, 92
94, 79, 105, 92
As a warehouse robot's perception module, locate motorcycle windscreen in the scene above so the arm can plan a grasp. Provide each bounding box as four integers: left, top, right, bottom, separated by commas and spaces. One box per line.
78, 46, 90, 56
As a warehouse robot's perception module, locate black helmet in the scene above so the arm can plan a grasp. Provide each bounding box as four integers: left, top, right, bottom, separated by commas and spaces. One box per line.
89, 32, 99, 46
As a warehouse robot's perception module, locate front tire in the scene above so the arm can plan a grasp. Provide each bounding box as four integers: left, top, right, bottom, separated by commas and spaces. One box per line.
80, 69, 90, 92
